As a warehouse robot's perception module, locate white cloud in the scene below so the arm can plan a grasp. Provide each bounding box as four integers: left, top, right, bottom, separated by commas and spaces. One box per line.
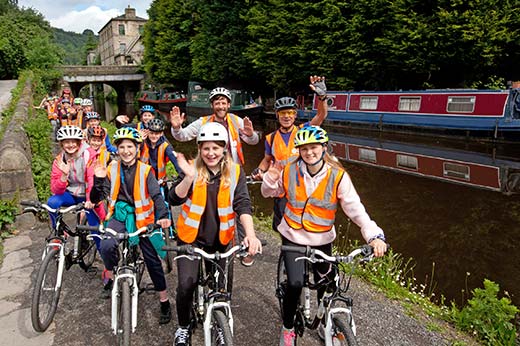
17, 1, 152, 33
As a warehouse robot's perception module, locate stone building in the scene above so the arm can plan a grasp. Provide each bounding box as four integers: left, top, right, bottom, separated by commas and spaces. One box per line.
97, 6, 147, 66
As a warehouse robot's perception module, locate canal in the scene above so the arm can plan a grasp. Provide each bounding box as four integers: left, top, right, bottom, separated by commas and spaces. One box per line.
102, 100, 520, 307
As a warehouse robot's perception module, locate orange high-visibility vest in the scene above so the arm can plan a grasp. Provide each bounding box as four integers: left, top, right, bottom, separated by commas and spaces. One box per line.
140, 141, 168, 180
201, 114, 245, 165
265, 125, 301, 166
106, 161, 155, 228
97, 147, 111, 166
176, 163, 241, 244
283, 161, 344, 232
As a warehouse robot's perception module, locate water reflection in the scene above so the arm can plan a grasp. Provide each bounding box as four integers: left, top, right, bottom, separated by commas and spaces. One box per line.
166, 114, 520, 306
93, 99, 136, 123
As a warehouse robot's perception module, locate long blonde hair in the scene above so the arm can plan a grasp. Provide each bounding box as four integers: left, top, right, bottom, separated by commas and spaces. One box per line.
194, 141, 234, 187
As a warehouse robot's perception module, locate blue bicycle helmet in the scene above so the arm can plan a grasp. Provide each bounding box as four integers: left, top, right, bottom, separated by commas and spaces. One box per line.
140, 105, 155, 113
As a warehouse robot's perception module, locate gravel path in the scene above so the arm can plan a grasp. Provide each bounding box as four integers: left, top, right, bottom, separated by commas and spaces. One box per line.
0, 214, 479, 346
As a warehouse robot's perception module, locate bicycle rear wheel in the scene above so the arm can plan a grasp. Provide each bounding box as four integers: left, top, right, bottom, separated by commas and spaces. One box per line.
31, 247, 62, 332
275, 253, 287, 319
210, 309, 233, 346
117, 279, 132, 346
331, 315, 358, 346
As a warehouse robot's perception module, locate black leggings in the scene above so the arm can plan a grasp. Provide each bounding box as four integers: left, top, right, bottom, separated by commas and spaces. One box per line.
281, 237, 335, 329
175, 242, 233, 327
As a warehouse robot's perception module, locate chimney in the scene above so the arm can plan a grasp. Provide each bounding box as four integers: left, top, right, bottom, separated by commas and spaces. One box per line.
125, 6, 136, 18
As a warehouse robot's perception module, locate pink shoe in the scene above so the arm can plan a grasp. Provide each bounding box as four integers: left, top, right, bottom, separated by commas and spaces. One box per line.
280, 326, 296, 346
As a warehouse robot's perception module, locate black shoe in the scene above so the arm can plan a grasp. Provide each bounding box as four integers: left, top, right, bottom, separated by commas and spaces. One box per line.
159, 300, 172, 325
100, 279, 113, 300
65, 253, 74, 270
174, 326, 191, 346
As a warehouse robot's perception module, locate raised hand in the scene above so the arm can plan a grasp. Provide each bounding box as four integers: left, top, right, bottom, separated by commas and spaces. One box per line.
140, 128, 149, 140
266, 161, 283, 181
309, 75, 327, 97
57, 159, 71, 176
241, 117, 254, 137
169, 106, 186, 130
116, 115, 130, 124
176, 153, 195, 179
93, 159, 108, 178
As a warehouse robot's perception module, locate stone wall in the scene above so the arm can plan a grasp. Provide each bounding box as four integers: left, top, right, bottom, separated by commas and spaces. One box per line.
0, 79, 37, 201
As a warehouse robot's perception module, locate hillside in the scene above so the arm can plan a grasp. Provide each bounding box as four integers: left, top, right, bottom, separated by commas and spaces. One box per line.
52, 28, 98, 65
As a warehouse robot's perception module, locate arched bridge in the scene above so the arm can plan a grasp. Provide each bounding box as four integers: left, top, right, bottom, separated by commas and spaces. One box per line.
59, 65, 145, 105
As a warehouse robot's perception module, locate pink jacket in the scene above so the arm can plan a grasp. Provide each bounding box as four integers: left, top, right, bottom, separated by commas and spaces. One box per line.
50, 142, 96, 202
261, 161, 384, 246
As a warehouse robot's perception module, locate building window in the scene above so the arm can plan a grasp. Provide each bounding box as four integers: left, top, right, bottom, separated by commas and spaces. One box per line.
139, 25, 144, 35
359, 148, 376, 163
119, 43, 126, 54
399, 97, 421, 111
360, 96, 378, 110
119, 24, 125, 35
396, 154, 418, 170
447, 96, 475, 113
443, 162, 470, 180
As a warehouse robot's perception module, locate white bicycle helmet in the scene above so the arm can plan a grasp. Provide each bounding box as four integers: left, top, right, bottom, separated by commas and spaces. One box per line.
197, 122, 228, 145
56, 125, 84, 141
208, 87, 231, 102
81, 98, 93, 106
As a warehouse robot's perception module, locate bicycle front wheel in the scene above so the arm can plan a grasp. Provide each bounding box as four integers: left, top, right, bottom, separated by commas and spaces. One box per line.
78, 217, 96, 269
331, 316, 358, 346
163, 227, 175, 273
117, 279, 132, 346
210, 309, 233, 346
275, 254, 287, 319
31, 247, 62, 332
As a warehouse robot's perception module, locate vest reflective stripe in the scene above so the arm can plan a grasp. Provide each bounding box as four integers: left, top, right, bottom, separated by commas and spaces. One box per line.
267, 126, 299, 166
106, 161, 155, 228
176, 163, 240, 244
140, 142, 168, 180
202, 115, 245, 165
283, 162, 344, 233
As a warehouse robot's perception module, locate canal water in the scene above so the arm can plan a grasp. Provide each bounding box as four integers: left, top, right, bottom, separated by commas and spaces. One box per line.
100, 99, 520, 308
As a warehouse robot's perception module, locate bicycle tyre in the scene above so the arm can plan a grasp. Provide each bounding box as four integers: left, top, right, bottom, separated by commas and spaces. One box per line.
275, 254, 287, 319
78, 216, 96, 269
117, 279, 132, 346
31, 247, 62, 332
210, 309, 233, 346
332, 315, 358, 346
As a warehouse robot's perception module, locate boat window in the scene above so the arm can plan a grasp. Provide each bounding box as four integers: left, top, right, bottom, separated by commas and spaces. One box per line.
396, 154, 418, 170
398, 97, 421, 111
118, 24, 125, 36
359, 148, 376, 163
447, 96, 475, 113
360, 96, 378, 110
443, 162, 470, 180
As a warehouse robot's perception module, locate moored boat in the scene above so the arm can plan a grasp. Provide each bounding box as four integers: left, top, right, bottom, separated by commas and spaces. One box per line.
186, 81, 263, 118
327, 132, 520, 194
298, 88, 520, 138
137, 89, 187, 115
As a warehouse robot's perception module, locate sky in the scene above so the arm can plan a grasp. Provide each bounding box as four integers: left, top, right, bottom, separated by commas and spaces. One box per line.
17, 1, 153, 34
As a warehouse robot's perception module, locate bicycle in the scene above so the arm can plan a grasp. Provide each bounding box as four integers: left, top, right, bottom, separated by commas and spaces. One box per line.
277, 244, 374, 346
81, 222, 163, 346
158, 178, 177, 273
21, 200, 98, 332
163, 244, 251, 346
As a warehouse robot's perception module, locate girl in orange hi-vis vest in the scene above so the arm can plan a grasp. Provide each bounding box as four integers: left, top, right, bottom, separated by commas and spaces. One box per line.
90, 127, 173, 326
168, 122, 262, 346
261, 125, 388, 346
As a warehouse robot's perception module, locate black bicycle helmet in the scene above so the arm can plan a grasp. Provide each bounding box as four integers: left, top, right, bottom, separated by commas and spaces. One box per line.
146, 118, 165, 132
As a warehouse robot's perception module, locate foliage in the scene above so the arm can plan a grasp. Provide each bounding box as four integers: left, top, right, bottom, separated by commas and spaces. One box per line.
52, 27, 98, 65
0, 4, 62, 79
450, 279, 518, 346
0, 198, 17, 233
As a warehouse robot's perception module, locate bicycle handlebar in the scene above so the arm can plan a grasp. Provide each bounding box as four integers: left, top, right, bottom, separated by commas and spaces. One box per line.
162, 244, 248, 260
79, 223, 163, 240
21, 200, 85, 214
281, 244, 374, 264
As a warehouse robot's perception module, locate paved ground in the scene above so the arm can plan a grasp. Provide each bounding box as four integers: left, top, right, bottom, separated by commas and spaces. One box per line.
0, 80, 18, 113
0, 207, 478, 346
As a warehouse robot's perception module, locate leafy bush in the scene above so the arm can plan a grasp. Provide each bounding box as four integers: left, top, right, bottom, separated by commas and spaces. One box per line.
0, 198, 17, 235
450, 279, 518, 346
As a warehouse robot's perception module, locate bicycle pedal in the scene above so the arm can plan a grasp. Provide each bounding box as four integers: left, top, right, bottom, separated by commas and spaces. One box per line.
144, 283, 156, 294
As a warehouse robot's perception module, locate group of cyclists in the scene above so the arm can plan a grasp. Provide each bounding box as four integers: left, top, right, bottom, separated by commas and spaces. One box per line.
39, 75, 387, 346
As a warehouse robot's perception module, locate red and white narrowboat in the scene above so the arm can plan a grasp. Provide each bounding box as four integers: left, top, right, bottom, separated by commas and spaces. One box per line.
299, 88, 520, 136
328, 133, 520, 194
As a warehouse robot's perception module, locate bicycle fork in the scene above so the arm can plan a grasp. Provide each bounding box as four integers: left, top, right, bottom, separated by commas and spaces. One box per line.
324, 306, 356, 345
203, 301, 233, 346
111, 273, 139, 334
43, 242, 66, 292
